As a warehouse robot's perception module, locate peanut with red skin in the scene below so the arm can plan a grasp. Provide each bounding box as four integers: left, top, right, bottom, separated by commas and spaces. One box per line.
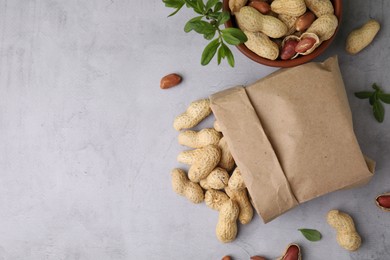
376, 193, 390, 211
250, 256, 267, 260
281, 39, 298, 60
221, 256, 231, 260
295, 37, 317, 53
295, 11, 315, 31
249, 0, 271, 14
279, 244, 301, 260
160, 73, 182, 89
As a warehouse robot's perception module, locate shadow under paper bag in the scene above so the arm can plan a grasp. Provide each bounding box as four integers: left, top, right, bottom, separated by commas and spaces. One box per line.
210, 56, 375, 223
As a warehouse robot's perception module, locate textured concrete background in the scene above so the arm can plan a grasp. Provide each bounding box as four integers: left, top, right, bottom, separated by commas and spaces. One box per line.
0, 0, 389, 259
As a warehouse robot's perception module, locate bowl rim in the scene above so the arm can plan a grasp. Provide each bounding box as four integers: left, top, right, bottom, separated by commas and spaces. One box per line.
223, 0, 343, 68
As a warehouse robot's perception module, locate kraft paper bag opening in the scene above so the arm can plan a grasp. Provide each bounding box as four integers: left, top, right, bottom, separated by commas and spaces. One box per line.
210, 56, 375, 223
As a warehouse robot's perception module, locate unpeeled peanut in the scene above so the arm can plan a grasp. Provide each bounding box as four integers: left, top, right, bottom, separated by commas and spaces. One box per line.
235, 6, 288, 38
345, 19, 380, 55
304, 0, 334, 17
178, 128, 222, 148
200, 167, 230, 190
218, 137, 235, 172
214, 120, 222, 132
307, 14, 338, 41
225, 186, 253, 225
177, 144, 221, 182
244, 31, 279, 60
228, 167, 246, 190
271, 0, 306, 17
216, 200, 239, 243
173, 99, 211, 131
171, 168, 204, 204
327, 209, 362, 251
229, 0, 248, 13
205, 189, 230, 210
278, 14, 298, 35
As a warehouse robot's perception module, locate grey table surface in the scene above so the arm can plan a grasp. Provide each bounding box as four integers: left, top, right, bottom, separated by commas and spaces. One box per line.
0, 0, 389, 259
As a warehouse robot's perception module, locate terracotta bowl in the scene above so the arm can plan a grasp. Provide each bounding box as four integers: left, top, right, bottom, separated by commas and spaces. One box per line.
223, 0, 342, 67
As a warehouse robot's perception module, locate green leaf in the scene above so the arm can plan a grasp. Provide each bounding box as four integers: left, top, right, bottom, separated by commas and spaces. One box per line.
185, 0, 203, 14
224, 45, 235, 67
217, 11, 231, 25
201, 39, 220, 65
203, 30, 216, 40
369, 92, 377, 105
221, 27, 247, 45
163, 0, 185, 16
378, 93, 390, 104
163, 0, 185, 8
184, 16, 203, 32
298, 229, 322, 242
186, 20, 215, 35
214, 2, 222, 12
372, 83, 381, 91
196, 0, 205, 12
217, 44, 226, 65
373, 100, 385, 123
205, 0, 219, 11
354, 91, 373, 99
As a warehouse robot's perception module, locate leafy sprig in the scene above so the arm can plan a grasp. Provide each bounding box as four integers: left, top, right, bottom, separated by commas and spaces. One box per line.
355, 83, 390, 123
162, 0, 247, 67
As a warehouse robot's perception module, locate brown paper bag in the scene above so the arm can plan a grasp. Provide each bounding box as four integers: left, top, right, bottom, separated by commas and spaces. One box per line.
210, 56, 375, 223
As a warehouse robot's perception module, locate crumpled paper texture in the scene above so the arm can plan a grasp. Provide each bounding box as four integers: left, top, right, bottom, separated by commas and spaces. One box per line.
210, 56, 375, 223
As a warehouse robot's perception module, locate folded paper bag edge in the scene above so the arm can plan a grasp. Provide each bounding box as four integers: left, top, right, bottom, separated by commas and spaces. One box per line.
210, 87, 299, 223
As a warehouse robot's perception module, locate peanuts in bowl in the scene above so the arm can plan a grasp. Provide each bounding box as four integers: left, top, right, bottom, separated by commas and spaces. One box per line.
223, 0, 342, 67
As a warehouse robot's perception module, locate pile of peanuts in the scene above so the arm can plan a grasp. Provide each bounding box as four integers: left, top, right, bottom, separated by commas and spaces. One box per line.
169, 98, 390, 257
229, 0, 338, 60
171, 98, 254, 243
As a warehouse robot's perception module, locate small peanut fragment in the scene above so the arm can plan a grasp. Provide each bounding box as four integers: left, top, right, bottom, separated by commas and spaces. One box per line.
376, 193, 390, 211
249, 0, 271, 14
160, 73, 182, 89
221, 256, 231, 260
295, 11, 315, 32
278, 244, 301, 260
250, 256, 267, 260
345, 19, 380, 55
295, 37, 317, 53
281, 39, 298, 60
